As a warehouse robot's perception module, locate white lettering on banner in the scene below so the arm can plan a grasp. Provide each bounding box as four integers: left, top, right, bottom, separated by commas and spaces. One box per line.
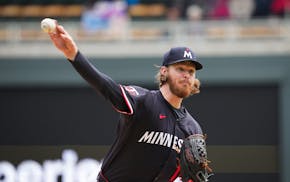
0, 149, 101, 182
138, 131, 183, 153
0, 149, 181, 182
0, 161, 16, 181
183, 50, 192, 59
18, 160, 42, 182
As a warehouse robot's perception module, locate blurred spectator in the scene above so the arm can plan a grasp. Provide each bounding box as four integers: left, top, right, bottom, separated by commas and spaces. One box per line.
81, 0, 129, 36
186, 4, 203, 21
251, 0, 272, 18
207, 0, 230, 19
167, 1, 205, 36
165, 0, 288, 20
81, 0, 108, 33
186, 4, 205, 36
165, 0, 205, 20
165, 0, 186, 20
229, 0, 254, 19
270, 0, 286, 17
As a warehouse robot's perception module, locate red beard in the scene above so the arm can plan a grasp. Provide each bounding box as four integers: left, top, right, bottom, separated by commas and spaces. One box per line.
167, 75, 193, 98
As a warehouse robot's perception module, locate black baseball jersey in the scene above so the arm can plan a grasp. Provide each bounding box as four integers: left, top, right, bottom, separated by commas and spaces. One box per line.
71, 52, 203, 182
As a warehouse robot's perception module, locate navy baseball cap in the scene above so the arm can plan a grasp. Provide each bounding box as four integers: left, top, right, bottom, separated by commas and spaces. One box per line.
162, 47, 203, 70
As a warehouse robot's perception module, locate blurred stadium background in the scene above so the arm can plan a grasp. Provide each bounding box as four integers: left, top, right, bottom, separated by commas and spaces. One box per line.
0, 0, 290, 181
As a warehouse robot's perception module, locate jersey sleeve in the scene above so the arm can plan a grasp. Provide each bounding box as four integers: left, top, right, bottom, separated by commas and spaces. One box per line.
115, 84, 150, 114
71, 51, 136, 115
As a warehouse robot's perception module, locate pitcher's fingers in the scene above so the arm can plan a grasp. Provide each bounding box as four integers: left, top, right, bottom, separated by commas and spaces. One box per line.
49, 32, 62, 42
59, 33, 72, 42
58, 25, 70, 36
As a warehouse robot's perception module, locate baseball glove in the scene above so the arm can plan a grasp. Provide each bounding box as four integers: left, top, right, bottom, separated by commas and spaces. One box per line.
179, 134, 213, 182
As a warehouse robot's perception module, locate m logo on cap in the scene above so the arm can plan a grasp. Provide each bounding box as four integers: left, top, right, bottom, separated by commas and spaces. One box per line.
183, 49, 193, 59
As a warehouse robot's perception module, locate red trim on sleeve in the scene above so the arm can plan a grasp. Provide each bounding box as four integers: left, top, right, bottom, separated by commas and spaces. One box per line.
112, 85, 134, 115
99, 171, 109, 182
170, 165, 181, 182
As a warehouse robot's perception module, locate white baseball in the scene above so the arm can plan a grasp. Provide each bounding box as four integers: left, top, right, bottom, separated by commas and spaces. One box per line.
41, 18, 56, 33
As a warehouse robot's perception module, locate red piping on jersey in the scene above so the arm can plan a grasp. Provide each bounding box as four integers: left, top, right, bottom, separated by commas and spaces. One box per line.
112, 85, 134, 115
169, 165, 181, 182
99, 171, 109, 182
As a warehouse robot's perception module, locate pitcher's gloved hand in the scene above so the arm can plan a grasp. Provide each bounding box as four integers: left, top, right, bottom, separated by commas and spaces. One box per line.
179, 134, 214, 182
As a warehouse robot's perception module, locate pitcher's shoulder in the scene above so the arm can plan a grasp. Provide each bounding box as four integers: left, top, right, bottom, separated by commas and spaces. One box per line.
122, 85, 151, 97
